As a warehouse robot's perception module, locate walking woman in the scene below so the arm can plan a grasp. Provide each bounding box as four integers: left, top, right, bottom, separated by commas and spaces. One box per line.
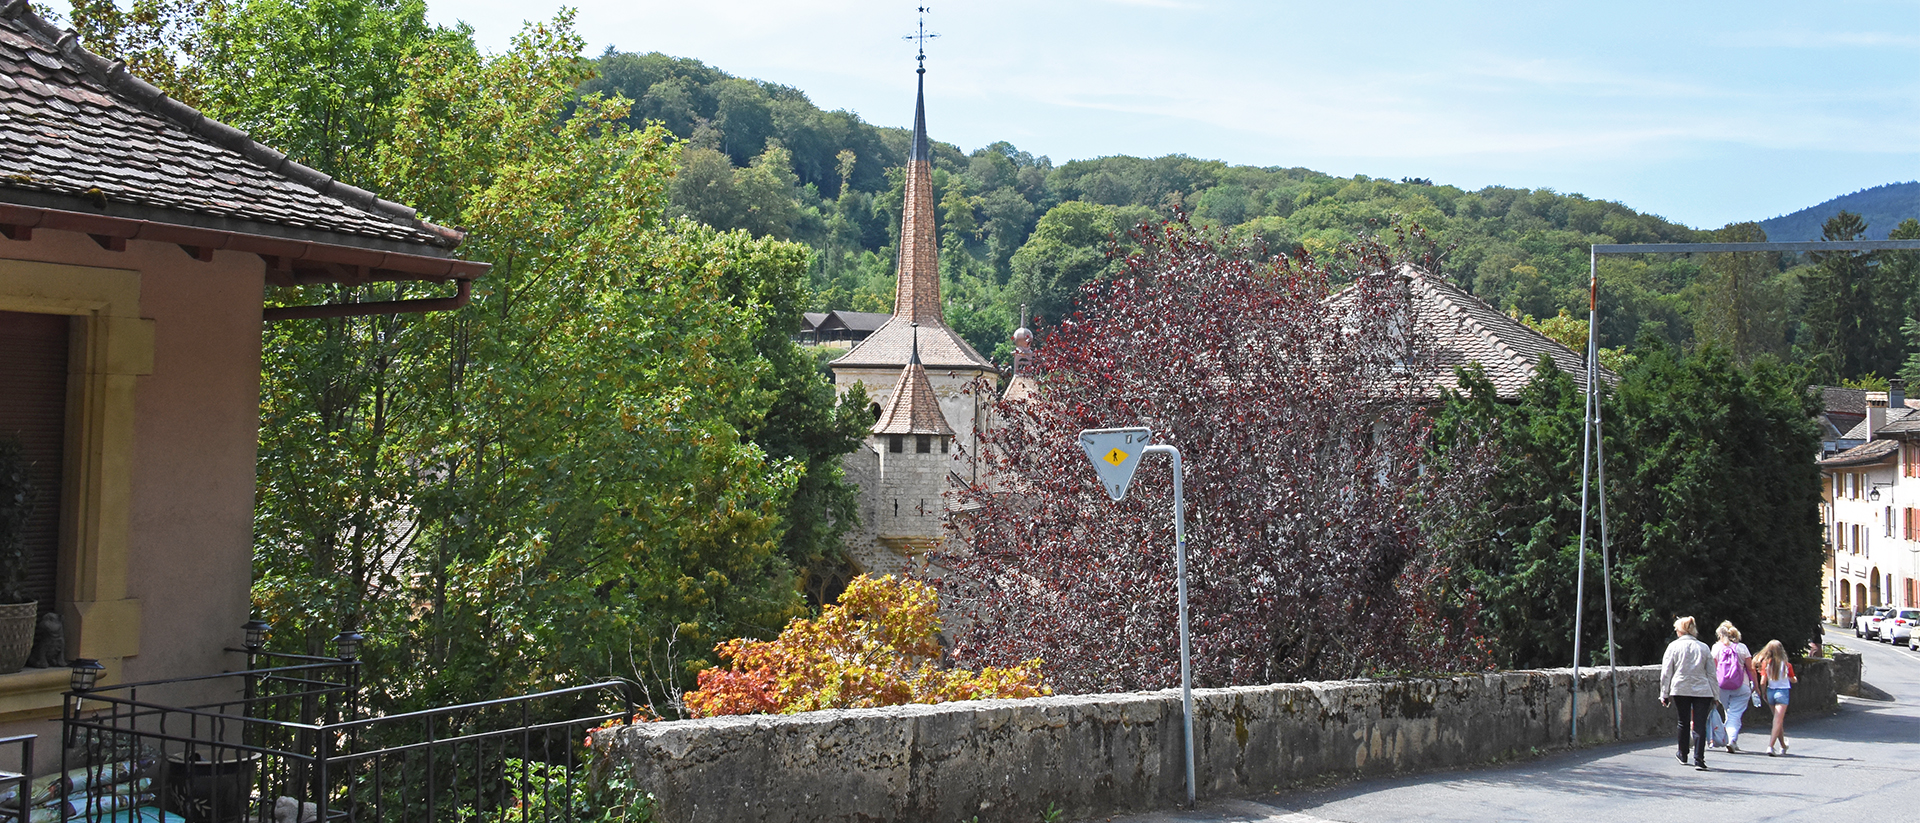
1659, 616, 1716, 770
1754, 639, 1798, 756
1710, 621, 1755, 753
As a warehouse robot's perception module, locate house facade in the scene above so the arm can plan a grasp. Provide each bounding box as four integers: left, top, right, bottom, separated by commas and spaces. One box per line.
1818, 380, 1920, 620
0, 0, 481, 753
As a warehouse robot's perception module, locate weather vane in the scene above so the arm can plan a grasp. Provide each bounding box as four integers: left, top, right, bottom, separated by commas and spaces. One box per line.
903, 6, 938, 68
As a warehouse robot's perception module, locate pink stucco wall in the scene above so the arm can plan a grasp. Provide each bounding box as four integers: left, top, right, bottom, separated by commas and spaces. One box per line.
0, 228, 263, 757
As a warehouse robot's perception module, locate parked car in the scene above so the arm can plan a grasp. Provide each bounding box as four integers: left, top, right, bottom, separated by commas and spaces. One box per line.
1857, 606, 1894, 639
1889, 608, 1920, 644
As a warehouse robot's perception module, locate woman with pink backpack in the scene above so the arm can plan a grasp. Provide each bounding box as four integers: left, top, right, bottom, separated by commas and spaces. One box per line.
1709, 621, 1756, 753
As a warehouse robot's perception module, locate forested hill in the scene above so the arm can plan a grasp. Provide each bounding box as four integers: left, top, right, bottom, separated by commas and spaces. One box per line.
1758, 182, 1920, 242
581, 50, 1917, 379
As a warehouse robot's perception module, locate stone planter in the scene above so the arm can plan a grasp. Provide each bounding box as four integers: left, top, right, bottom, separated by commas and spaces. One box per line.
0, 601, 38, 674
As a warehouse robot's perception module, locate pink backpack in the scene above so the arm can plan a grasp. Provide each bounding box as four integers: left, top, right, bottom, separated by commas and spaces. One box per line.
1715, 644, 1745, 690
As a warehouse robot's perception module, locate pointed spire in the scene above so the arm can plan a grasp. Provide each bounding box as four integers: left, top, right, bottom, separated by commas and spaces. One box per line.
892, 57, 941, 325
910, 67, 929, 163
872, 327, 954, 436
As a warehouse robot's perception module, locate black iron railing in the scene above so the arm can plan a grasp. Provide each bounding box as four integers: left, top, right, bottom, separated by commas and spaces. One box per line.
0, 734, 34, 823
50, 654, 635, 823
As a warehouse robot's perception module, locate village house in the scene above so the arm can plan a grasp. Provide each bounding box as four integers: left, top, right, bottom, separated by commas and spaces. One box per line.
1818, 379, 1920, 620
0, 0, 482, 759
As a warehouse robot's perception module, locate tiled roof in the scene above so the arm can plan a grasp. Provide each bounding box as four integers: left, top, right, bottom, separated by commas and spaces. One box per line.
820, 310, 892, 334
1001, 373, 1038, 403
1419, 271, 1613, 396
1880, 415, 1920, 437
1358, 267, 1614, 400
801, 312, 827, 331
891, 69, 940, 324
872, 361, 953, 436
1818, 438, 1898, 468
1845, 407, 1920, 440
1818, 387, 1867, 416
0, 0, 464, 258
836, 315, 994, 370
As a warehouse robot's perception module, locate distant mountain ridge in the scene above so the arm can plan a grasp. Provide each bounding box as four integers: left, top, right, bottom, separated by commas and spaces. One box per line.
1756, 181, 1920, 241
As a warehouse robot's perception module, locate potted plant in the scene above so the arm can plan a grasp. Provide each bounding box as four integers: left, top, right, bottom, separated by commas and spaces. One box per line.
0, 438, 38, 674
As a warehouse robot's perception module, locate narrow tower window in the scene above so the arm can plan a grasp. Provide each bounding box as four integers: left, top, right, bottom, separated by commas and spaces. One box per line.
916, 434, 932, 453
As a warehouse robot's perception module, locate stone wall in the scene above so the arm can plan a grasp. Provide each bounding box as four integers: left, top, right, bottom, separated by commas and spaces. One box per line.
1828, 652, 1861, 697
600, 661, 1834, 823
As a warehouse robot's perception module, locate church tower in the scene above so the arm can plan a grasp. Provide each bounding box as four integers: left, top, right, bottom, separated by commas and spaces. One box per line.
832, 43, 997, 574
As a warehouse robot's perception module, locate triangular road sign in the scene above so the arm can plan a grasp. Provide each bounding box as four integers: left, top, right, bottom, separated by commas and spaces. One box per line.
1079, 427, 1153, 501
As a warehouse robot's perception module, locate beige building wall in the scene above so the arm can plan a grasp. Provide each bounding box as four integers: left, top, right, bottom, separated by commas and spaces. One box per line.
0, 228, 263, 762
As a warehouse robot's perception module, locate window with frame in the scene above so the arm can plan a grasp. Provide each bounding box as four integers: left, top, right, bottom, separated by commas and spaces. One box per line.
0, 310, 68, 613
1906, 442, 1920, 477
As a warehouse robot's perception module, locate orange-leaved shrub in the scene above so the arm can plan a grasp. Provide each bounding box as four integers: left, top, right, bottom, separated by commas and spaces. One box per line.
682, 574, 1048, 716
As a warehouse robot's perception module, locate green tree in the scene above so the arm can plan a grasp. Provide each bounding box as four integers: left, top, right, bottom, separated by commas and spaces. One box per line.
243, 11, 844, 711
1607, 344, 1824, 662
1801, 211, 1878, 382
195, 0, 467, 182
65, 0, 208, 104
1433, 347, 1824, 668
1880, 218, 1920, 386
1692, 222, 1788, 364
1008, 201, 1155, 328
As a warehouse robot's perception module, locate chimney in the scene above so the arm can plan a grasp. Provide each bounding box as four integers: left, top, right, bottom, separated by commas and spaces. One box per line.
1866, 394, 1887, 441
1892, 378, 1907, 411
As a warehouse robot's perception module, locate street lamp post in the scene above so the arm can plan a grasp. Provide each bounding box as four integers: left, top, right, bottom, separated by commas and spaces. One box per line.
1078, 426, 1195, 809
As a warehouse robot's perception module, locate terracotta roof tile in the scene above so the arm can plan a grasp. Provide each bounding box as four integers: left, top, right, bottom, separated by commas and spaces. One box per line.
872, 362, 954, 436
1819, 438, 1899, 467
836, 315, 994, 370
0, 0, 461, 255
1397, 268, 1615, 399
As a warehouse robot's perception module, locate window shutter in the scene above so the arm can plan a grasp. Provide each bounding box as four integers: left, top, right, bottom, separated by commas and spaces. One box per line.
0, 310, 69, 611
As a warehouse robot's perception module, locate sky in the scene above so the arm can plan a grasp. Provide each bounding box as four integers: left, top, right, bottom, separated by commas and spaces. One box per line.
218, 2, 1920, 228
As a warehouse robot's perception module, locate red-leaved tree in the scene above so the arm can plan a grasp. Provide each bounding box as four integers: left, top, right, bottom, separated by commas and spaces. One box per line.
941, 217, 1496, 694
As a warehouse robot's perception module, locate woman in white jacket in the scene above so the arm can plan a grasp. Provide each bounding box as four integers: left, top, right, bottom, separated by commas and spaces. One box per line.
1659, 615, 1717, 770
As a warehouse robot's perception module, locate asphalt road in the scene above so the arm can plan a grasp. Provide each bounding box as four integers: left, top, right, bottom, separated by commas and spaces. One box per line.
1103, 627, 1920, 823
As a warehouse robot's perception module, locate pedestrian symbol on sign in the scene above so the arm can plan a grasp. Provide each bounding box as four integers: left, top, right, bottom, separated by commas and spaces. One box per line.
1079, 427, 1152, 501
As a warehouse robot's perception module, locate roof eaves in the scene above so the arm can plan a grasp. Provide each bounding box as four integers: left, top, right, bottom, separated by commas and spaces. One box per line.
1818, 439, 1899, 468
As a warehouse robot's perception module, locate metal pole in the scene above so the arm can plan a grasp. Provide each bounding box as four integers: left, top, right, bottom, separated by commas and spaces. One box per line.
1571, 249, 1596, 744
1590, 279, 1621, 739
1145, 443, 1195, 809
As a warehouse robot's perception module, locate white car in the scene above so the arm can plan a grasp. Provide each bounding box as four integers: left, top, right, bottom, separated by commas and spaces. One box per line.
1857, 606, 1894, 639
1889, 608, 1920, 644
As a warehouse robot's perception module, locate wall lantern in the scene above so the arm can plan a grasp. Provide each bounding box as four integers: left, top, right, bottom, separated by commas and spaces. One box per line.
242, 619, 271, 652
332, 629, 364, 662
1870, 482, 1893, 502
68, 658, 104, 692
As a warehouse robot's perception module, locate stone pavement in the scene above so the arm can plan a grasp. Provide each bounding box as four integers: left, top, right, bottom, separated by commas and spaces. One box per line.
1097, 628, 1920, 823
